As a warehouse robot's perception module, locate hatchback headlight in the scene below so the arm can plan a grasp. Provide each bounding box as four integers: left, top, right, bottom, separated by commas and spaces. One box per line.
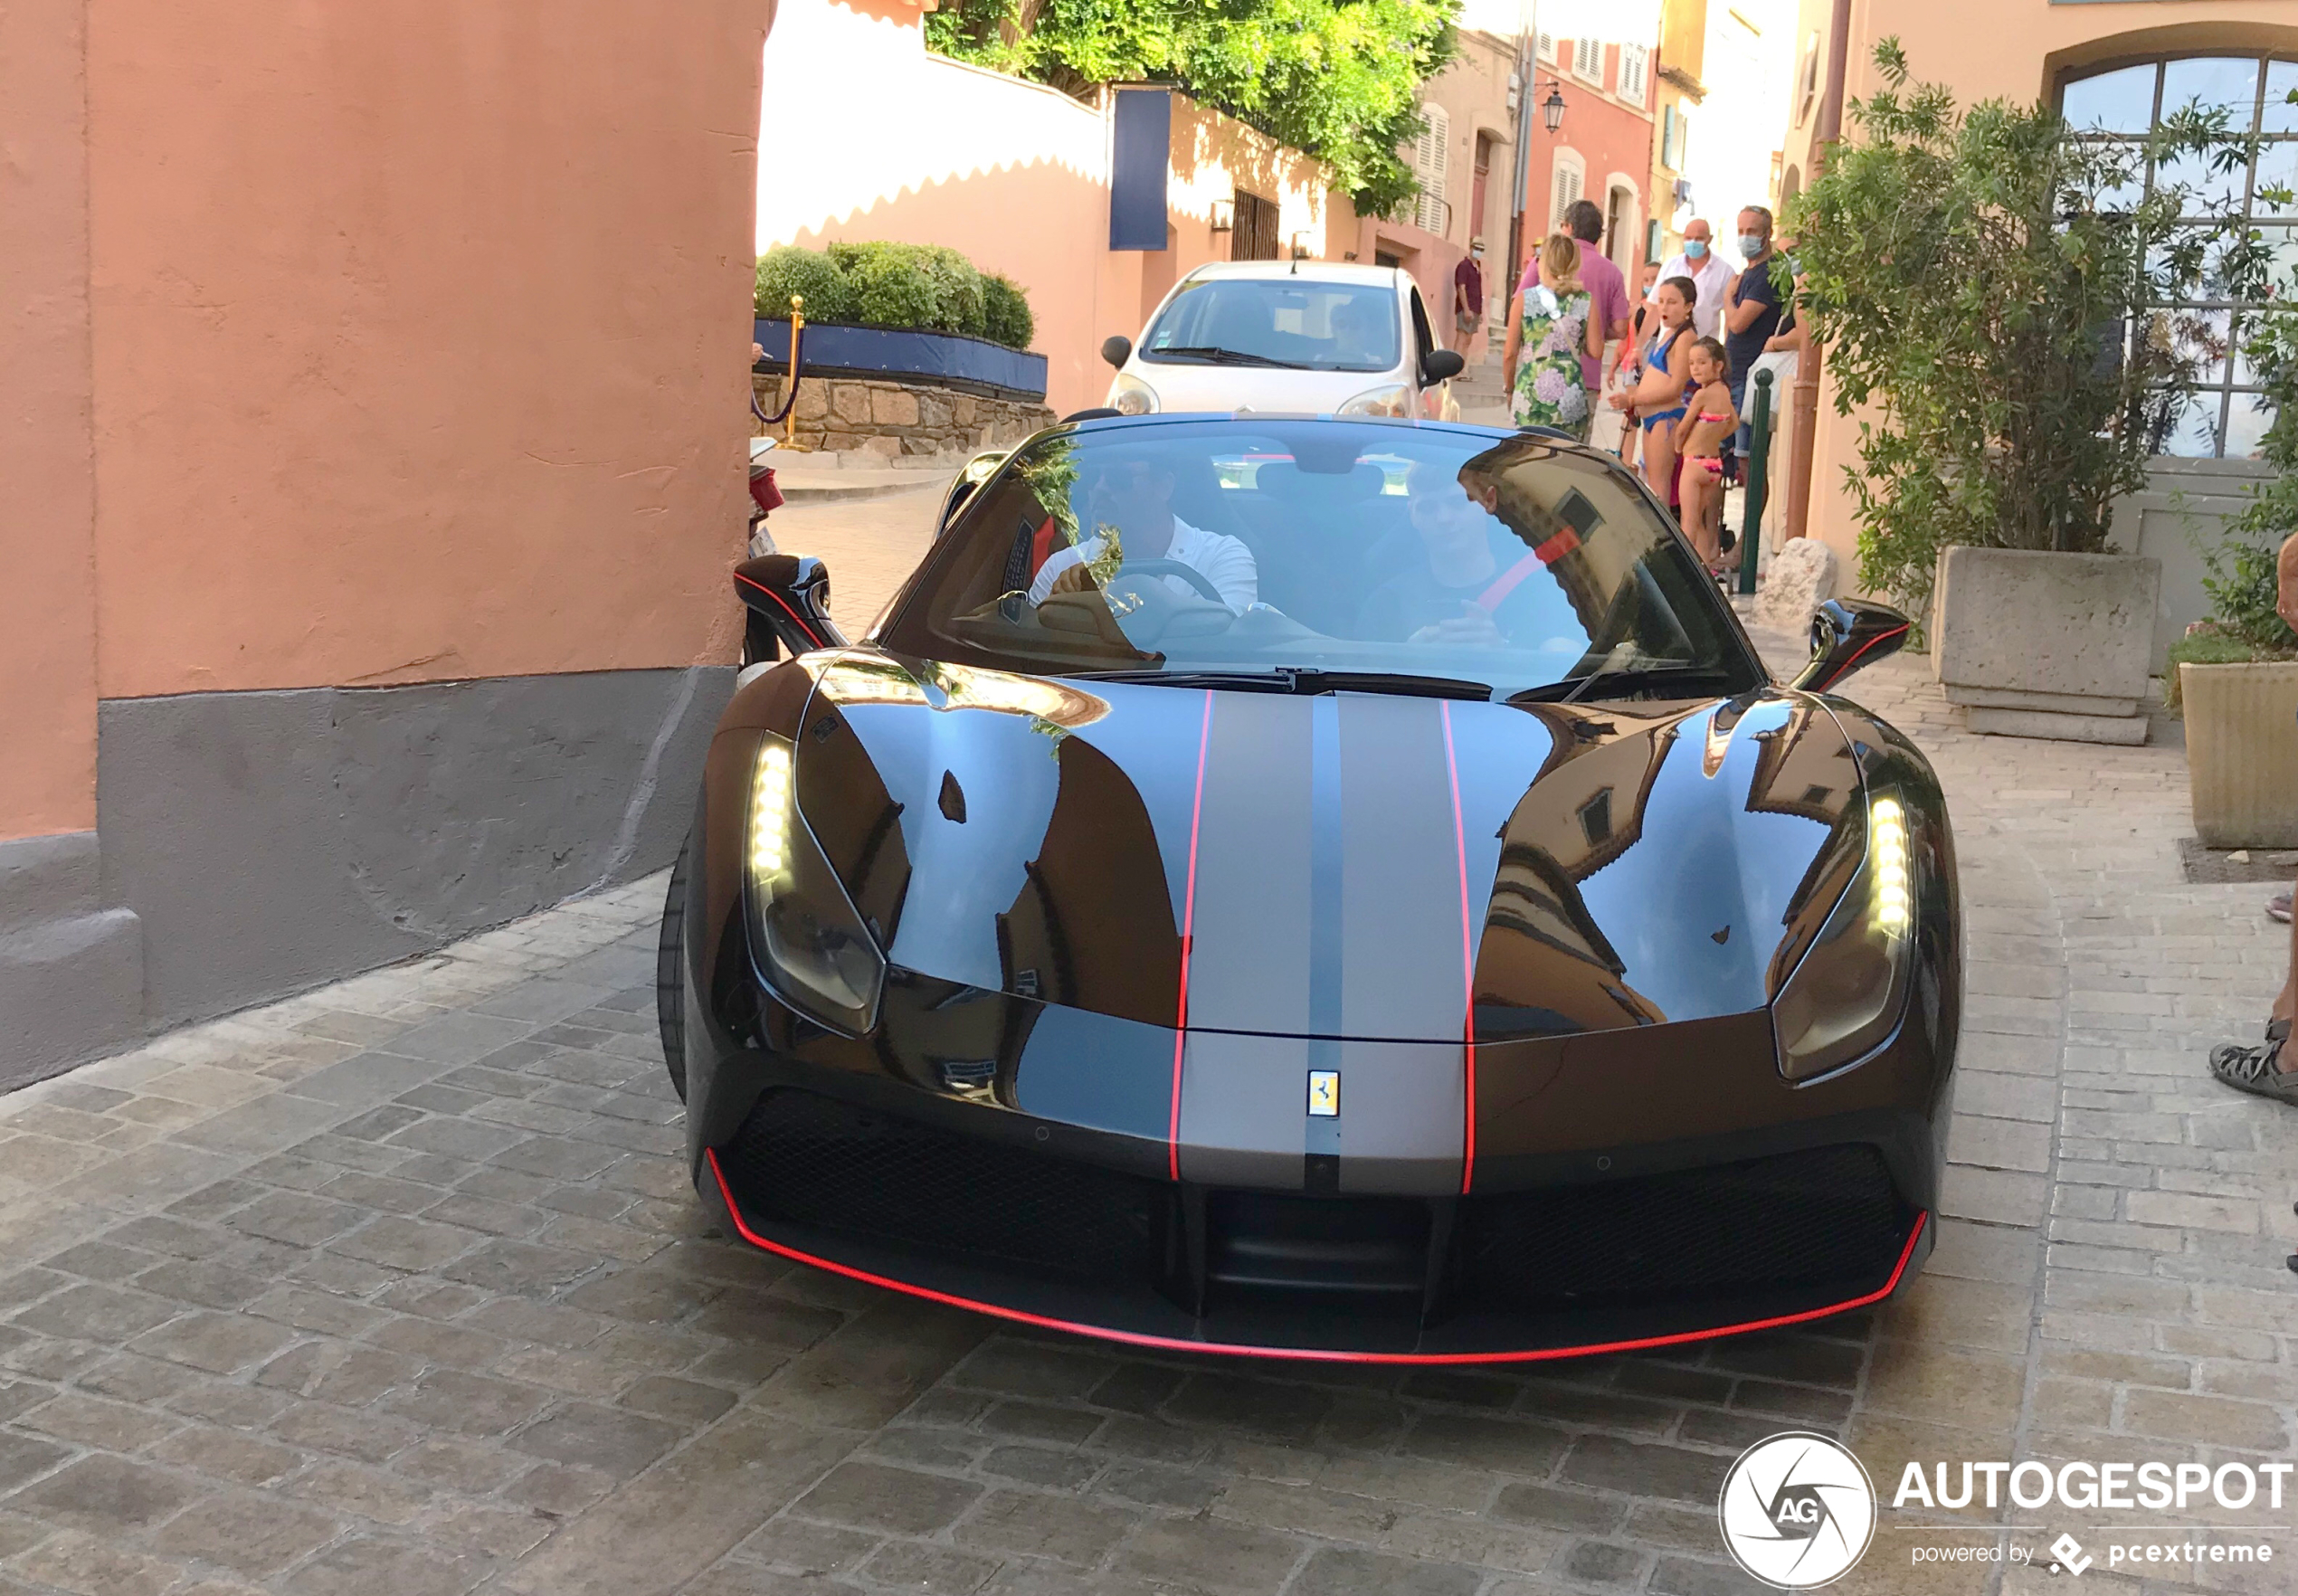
745, 736, 885, 1033
1336, 383, 1415, 418
1772, 794, 1918, 1082
1108, 372, 1159, 414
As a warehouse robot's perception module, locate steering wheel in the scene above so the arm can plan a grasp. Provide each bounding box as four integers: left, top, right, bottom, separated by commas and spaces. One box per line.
1108, 557, 1224, 604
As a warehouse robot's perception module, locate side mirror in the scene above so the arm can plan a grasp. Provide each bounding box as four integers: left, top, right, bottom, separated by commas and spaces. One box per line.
1790, 598, 1909, 695
1420, 348, 1466, 385
734, 555, 848, 659
935, 450, 1010, 537
1100, 335, 1133, 369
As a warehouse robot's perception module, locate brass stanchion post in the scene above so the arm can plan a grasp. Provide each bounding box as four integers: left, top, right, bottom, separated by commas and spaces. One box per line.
783, 294, 807, 451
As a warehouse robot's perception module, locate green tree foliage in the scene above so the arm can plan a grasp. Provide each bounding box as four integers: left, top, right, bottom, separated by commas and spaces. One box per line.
754, 243, 1037, 350
1787, 40, 2266, 613
926, 0, 1458, 214
2188, 302, 2298, 658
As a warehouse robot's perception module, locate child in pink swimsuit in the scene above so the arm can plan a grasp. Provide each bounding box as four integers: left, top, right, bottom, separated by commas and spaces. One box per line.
1673, 337, 1737, 570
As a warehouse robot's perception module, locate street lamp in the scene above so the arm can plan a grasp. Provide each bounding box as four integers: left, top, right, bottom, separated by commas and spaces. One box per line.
1541, 82, 1567, 135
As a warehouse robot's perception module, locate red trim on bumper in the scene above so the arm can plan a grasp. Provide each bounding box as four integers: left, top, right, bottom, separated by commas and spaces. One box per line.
704, 1148, 1927, 1365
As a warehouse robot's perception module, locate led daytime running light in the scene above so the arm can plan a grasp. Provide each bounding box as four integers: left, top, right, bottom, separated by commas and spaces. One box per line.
1870, 796, 1911, 933
750, 742, 793, 882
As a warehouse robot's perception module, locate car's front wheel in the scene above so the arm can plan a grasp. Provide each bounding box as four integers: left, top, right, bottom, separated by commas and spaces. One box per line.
655, 837, 689, 1102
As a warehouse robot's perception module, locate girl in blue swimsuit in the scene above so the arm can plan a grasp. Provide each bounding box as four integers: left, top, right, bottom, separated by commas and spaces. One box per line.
1611, 276, 1696, 507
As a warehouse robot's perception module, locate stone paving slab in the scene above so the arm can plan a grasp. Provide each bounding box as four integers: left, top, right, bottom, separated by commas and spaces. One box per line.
4, 553, 2295, 1591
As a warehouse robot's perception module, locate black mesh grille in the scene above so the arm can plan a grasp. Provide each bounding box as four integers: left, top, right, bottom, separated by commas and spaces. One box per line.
1458, 1145, 1905, 1310
718, 1090, 1167, 1286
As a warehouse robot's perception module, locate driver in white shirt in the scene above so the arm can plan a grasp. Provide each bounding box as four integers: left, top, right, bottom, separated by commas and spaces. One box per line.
1030, 456, 1258, 614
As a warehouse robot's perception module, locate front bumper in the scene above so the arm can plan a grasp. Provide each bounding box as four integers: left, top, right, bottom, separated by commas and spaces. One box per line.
682, 958, 1950, 1363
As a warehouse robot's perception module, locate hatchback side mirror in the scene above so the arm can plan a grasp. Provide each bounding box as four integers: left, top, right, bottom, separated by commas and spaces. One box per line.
1421, 348, 1465, 385
734, 555, 848, 658
1790, 597, 1909, 695
1101, 336, 1134, 369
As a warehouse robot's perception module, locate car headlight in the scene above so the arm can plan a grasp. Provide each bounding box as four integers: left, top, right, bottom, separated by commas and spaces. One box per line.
1771, 793, 1918, 1082
745, 736, 886, 1033
1336, 383, 1415, 418
1108, 373, 1159, 414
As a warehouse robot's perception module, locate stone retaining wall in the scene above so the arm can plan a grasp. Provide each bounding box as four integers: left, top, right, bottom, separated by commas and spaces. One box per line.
753, 372, 1054, 460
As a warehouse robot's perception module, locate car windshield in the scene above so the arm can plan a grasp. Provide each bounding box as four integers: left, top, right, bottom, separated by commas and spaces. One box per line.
1139, 278, 1401, 373
875, 420, 1763, 704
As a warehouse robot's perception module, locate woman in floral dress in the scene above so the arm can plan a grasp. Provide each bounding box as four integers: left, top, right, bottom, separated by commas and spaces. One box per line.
1501, 233, 1604, 441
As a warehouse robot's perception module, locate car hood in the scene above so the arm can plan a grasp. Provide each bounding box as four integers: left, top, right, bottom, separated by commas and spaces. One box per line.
793, 652, 1866, 1042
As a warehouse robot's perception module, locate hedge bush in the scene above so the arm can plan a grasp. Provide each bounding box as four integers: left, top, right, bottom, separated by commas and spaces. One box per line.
983, 273, 1034, 352
754, 246, 859, 326
753, 242, 1033, 351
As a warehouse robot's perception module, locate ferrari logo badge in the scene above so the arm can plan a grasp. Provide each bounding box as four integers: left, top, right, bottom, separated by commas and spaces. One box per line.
1306, 1070, 1340, 1117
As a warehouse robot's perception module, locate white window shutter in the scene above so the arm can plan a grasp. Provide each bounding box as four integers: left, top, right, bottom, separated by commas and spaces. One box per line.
1536, 29, 1556, 62
1415, 104, 1450, 235
1619, 45, 1647, 105
1573, 37, 1601, 83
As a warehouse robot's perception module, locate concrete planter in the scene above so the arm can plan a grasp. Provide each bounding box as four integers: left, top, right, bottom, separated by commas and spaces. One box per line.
1931, 546, 2160, 745
2181, 660, 2298, 848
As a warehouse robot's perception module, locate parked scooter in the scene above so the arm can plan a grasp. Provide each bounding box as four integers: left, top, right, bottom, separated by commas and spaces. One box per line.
748, 432, 783, 557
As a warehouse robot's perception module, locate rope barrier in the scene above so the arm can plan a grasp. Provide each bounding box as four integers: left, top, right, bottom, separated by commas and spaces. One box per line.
754, 295, 807, 432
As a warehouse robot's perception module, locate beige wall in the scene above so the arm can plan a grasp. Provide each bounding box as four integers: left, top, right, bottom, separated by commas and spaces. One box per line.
0, 0, 100, 839
1780, 1, 2298, 591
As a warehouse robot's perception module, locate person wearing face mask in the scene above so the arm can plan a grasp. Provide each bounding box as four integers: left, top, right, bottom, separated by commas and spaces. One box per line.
1719, 207, 1785, 455
1453, 238, 1487, 355
1648, 219, 1733, 338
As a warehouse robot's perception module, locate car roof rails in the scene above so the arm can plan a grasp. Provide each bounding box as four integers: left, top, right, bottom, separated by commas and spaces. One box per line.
1061, 407, 1124, 423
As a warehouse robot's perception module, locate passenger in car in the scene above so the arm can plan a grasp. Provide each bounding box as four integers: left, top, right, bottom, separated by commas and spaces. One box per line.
1355, 474, 1561, 649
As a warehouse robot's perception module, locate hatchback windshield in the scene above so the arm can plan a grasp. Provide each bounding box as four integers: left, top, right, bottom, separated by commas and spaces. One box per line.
877, 420, 1761, 704
1140, 279, 1401, 373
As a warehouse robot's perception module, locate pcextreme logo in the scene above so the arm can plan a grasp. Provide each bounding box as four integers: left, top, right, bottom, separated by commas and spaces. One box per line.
1717, 1432, 1878, 1589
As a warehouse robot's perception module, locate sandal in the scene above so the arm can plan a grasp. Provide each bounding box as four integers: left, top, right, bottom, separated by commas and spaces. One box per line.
2208, 1020, 2298, 1104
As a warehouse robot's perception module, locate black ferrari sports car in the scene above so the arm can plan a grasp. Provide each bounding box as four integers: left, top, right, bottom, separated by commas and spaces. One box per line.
659, 413, 1958, 1363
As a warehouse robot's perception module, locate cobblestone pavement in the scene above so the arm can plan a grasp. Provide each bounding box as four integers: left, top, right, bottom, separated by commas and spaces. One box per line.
3, 501, 2293, 1594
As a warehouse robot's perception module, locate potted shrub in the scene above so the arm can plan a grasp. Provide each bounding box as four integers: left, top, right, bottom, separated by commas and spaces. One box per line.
1789, 41, 2265, 744
2178, 300, 2298, 845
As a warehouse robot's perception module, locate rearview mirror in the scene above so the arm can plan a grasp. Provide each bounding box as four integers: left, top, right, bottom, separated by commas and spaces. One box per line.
734, 555, 848, 660
1421, 348, 1465, 385
1100, 336, 1133, 369
1790, 598, 1909, 695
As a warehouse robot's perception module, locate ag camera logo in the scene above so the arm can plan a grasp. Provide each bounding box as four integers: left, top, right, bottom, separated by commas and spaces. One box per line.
1718, 1432, 1877, 1588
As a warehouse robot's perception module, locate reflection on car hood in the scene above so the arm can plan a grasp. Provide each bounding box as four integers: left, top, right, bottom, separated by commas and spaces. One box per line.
793, 651, 1866, 1042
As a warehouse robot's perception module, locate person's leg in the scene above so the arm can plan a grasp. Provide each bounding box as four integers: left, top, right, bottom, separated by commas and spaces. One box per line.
2276, 869, 2298, 1027
1643, 424, 1676, 508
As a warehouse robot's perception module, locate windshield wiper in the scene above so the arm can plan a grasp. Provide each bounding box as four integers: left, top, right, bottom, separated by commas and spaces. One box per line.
1144, 345, 1311, 369
1506, 665, 1735, 705
1072, 668, 1492, 700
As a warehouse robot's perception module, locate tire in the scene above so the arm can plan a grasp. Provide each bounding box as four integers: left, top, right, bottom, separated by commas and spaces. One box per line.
656, 835, 690, 1102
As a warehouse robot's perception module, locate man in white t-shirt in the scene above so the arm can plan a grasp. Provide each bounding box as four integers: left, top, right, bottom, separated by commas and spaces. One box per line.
1648, 217, 1734, 338
1029, 457, 1258, 614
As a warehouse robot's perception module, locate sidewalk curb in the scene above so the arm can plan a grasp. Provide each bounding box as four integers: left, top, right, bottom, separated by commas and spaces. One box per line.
776, 475, 948, 505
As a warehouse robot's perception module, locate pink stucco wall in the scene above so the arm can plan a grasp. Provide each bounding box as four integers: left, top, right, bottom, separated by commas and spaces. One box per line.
0, 0, 100, 838
83, 0, 764, 703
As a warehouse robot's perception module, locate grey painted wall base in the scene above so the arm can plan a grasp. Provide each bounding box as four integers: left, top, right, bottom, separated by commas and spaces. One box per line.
96, 665, 732, 1035
0, 831, 146, 1088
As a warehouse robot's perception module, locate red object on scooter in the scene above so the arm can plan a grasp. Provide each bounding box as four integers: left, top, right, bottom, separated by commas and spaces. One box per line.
749, 467, 783, 516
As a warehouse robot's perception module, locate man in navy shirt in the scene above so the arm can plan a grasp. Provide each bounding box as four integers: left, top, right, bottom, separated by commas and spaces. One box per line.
1720, 206, 1784, 454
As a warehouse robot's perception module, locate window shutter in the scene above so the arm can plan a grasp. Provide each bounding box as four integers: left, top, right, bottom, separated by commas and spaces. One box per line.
1619, 45, 1648, 105
1572, 37, 1602, 82
1552, 159, 1583, 229
1414, 103, 1450, 235
1536, 29, 1556, 62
